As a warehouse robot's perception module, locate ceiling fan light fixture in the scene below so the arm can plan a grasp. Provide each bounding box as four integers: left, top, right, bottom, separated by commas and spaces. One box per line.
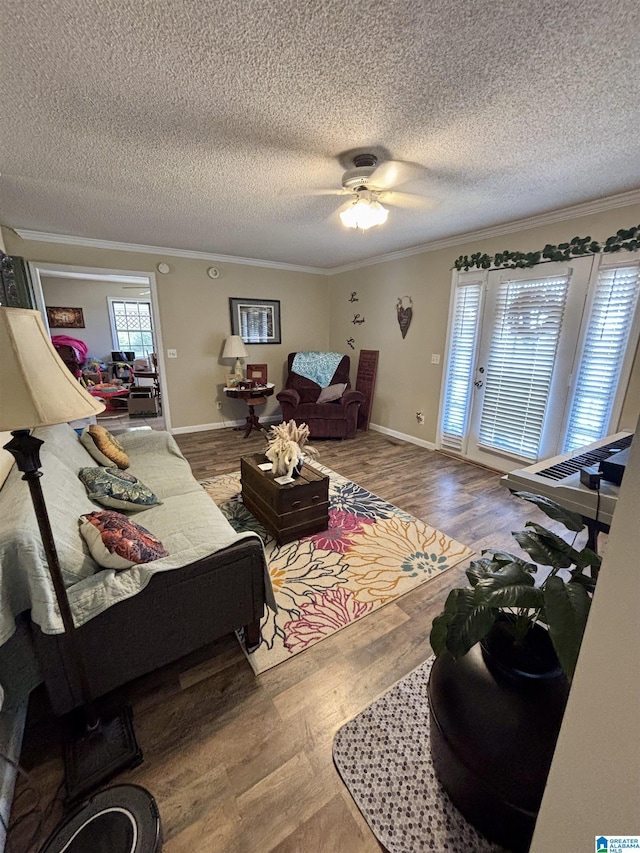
339, 196, 389, 230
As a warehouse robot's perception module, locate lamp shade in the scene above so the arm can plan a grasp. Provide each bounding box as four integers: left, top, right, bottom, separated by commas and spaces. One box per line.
222, 335, 249, 359
0, 307, 105, 431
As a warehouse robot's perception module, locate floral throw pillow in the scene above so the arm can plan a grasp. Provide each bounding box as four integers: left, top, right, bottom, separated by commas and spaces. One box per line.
78, 467, 161, 512
79, 510, 168, 570
80, 425, 130, 469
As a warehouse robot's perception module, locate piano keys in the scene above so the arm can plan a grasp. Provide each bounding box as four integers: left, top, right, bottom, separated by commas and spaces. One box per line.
501, 431, 634, 529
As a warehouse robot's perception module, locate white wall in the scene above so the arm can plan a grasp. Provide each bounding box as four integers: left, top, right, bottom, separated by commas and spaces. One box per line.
530, 422, 640, 849
329, 202, 640, 443
2, 233, 330, 430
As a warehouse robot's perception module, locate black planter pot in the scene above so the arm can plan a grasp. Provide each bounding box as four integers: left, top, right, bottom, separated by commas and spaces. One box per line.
427, 621, 569, 852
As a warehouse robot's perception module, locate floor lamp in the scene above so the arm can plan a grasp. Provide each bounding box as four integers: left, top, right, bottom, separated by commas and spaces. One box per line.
0, 307, 142, 802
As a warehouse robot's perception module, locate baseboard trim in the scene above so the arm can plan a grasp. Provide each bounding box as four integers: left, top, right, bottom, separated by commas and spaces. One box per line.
171, 418, 435, 451
369, 423, 436, 451
171, 415, 280, 436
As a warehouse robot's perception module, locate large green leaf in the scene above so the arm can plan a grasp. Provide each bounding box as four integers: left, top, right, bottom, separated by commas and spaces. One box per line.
513, 491, 585, 532
429, 589, 461, 656
513, 524, 577, 568
574, 546, 602, 572
481, 549, 526, 566
568, 571, 596, 593
482, 550, 538, 574
444, 589, 498, 659
543, 576, 592, 680
466, 557, 499, 587
486, 561, 536, 587
527, 522, 584, 565
468, 559, 534, 591
481, 584, 544, 609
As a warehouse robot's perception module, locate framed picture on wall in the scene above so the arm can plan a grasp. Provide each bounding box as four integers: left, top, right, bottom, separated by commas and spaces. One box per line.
229, 297, 281, 344
46, 306, 85, 328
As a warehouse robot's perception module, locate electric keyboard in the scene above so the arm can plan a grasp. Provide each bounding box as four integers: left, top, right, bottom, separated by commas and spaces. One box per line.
501, 432, 634, 527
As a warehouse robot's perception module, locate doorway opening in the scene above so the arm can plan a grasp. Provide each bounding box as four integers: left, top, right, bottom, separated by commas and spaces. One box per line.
28, 262, 170, 432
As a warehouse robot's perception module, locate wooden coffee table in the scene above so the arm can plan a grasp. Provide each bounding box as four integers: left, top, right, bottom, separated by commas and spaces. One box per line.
241, 453, 329, 544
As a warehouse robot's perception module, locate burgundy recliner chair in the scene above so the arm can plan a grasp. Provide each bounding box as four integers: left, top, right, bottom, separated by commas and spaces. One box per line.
276, 352, 364, 438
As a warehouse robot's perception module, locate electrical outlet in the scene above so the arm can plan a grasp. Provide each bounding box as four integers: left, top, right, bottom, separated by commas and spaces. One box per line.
431, 353, 440, 364
416, 412, 425, 425
167, 348, 177, 358
216, 401, 223, 410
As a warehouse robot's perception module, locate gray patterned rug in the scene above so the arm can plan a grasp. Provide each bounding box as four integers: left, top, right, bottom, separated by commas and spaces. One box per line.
332, 657, 510, 852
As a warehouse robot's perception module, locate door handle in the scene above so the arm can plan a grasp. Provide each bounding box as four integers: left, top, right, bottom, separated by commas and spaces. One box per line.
474, 380, 483, 388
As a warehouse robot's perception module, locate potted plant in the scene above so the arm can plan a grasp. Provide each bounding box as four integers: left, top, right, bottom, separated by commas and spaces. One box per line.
427, 492, 600, 853
431, 491, 599, 680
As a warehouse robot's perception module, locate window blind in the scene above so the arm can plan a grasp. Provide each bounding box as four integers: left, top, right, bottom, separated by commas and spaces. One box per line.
478, 274, 569, 460
563, 263, 640, 452
440, 282, 482, 451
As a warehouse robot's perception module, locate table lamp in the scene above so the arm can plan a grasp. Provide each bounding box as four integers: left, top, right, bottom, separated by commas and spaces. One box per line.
222, 335, 249, 379
0, 307, 142, 801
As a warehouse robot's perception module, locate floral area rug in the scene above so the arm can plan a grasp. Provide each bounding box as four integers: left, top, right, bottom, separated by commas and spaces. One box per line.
201, 464, 473, 674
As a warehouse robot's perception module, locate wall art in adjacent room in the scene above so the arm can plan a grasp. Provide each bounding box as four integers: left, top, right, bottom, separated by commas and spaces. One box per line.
46, 306, 85, 328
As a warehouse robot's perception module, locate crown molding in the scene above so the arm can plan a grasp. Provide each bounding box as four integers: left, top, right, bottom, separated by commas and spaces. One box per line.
327, 188, 640, 275
13, 188, 640, 276
12, 229, 329, 276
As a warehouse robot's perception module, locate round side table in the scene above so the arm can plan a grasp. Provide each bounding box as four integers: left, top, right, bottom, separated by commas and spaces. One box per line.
223, 384, 274, 437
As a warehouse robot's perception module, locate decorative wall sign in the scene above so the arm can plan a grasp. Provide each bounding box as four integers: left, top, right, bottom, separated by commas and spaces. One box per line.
346, 337, 355, 350
355, 349, 379, 432
349, 291, 359, 303
453, 225, 640, 271
46, 306, 85, 328
396, 296, 413, 339
352, 313, 365, 325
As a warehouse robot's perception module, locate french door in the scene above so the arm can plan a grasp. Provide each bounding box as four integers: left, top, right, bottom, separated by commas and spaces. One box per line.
440, 258, 595, 471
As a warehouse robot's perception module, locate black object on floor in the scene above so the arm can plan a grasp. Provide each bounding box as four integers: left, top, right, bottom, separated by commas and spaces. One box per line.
64, 706, 143, 804
40, 784, 162, 853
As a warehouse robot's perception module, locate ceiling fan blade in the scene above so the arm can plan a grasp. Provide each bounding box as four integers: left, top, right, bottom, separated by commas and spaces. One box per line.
380, 191, 437, 210
367, 159, 426, 190
279, 187, 346, 198
309, 188, 349, 197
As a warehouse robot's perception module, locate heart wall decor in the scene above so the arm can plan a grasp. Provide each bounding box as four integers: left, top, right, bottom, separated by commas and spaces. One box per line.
396, 296, 413, 339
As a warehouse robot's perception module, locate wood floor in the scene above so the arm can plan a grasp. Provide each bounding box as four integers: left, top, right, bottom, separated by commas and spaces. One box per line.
8, 427, 586, 852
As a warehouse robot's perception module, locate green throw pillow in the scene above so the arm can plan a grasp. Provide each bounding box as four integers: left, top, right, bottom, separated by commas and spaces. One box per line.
79, 467, 162, 512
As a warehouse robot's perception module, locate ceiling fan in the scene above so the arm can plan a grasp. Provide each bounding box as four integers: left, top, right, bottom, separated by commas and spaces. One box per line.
312, 152, 434, 230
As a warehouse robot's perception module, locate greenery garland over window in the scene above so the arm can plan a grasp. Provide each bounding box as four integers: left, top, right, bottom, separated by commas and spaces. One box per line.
453, 226, 640, 271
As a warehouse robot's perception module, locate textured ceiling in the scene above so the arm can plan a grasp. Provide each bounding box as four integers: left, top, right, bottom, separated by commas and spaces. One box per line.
2, 0, 640, 269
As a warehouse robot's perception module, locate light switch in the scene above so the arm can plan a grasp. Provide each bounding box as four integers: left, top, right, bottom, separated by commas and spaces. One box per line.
167, 349, 177, 358
431, 353, 440, 364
